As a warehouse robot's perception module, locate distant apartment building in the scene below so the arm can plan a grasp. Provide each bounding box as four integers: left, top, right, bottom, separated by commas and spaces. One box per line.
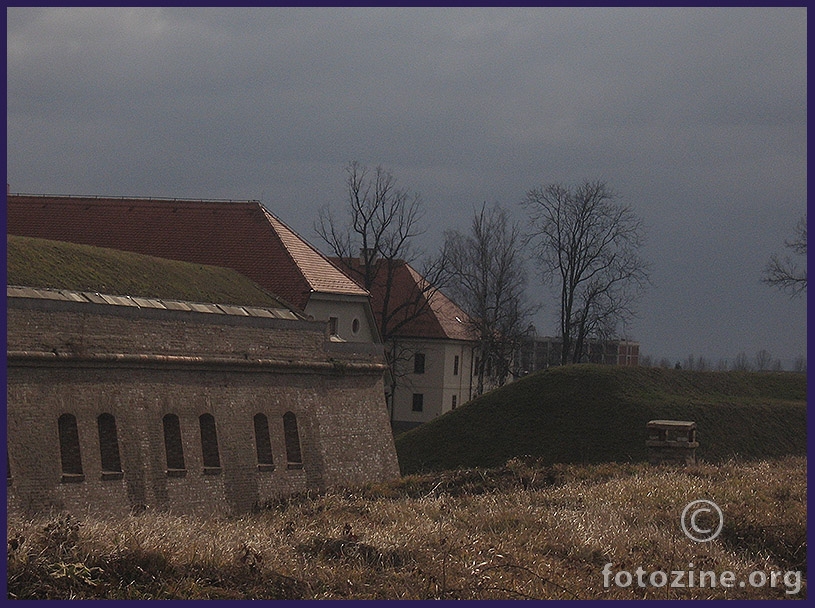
518, 333, 640, 375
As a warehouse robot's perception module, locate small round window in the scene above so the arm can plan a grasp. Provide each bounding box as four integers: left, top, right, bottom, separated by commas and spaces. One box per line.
352, 318, 360, 334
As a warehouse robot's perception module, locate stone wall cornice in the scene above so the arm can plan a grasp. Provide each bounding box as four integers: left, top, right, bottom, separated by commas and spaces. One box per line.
6, 350, 387, 375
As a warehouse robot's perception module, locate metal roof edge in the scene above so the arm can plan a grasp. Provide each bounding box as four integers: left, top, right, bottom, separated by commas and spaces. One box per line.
7, 285, 303, 321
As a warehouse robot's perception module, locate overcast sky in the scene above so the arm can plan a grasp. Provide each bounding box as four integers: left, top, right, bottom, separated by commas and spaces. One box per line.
6, 7, 807, 368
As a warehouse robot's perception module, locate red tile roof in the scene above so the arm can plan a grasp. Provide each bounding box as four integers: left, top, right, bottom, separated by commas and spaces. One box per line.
7, 194, 368, 311
331, 257, 475, 342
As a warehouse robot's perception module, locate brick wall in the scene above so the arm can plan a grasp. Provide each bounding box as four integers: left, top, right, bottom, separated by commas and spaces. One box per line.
6, 295, 400, 516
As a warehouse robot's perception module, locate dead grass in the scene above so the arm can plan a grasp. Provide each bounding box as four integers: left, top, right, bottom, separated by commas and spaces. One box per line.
7, 456, 806, 599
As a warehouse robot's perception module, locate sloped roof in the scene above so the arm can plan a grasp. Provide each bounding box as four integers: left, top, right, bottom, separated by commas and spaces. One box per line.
7, 194, 368, 311
262, 210, 367, 298
331, 257, 475, 342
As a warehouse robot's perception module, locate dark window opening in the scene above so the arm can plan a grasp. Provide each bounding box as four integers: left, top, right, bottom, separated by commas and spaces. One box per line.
163, 413, 186, 474
58, 413, 84, 481
97, 413, 123, 480
253, 413, 275, 471
414, 353, 426, 374
283, 411, 303, 468
199, 413, 221, 471
412, 393, 424, 412
328, 317, 339, 336
454, 355, 460, 376
452, 395, 457, 410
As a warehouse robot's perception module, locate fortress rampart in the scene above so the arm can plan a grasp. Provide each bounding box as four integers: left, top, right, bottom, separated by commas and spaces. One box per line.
6, 288, 400, 516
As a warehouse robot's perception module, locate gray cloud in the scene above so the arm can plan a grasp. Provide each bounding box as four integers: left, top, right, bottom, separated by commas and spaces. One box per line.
6, 7, 807, 366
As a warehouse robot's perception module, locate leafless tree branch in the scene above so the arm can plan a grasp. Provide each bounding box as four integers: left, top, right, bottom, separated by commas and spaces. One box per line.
522, 181, 650, 364
763, 214, 807, 298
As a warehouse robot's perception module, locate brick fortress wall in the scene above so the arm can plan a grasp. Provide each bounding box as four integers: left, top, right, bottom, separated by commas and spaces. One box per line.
6, 292, 400, 516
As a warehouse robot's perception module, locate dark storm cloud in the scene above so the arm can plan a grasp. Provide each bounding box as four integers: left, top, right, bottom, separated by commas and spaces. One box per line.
6, 7, 807, 365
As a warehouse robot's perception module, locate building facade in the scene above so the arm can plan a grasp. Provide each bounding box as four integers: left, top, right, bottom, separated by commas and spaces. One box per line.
6, 287, 400, 516
329, 257, 483, 433
389, 338, 477, 433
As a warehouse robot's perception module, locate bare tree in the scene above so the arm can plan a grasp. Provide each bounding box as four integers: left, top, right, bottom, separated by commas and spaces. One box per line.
315, 161, 447, 419
732, 352, 753, 371
763, 214, 807, 297
683, 354, 696, 371
316, 161, 426, 288
754, 349, 773, 371
522, 181, 650, 365
443, 203, 536, 395
793, 355, 807, 373
682, 354, 710, 371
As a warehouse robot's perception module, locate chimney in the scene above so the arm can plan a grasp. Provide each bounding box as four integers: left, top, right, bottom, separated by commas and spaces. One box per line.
359, 247, 377, 267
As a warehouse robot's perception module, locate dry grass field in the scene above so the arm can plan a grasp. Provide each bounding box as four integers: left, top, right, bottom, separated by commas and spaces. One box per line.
7, 455, 806, 599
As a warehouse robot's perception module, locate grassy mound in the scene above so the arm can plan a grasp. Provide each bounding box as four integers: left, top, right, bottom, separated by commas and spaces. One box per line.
395, 365, 806, 474
7, 234, 290, 308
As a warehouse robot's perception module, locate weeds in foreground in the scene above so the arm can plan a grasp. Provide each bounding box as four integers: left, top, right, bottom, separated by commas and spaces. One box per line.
7, 456, 806, 599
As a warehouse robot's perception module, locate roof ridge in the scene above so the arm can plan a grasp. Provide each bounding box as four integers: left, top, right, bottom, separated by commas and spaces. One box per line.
8, 193, 261, 205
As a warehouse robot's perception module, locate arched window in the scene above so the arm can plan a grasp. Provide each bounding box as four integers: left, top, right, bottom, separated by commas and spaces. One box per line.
283, 411, 303, 468
253, 413, 274, 470
97, 413, 122, 479
199, 413, 221, 471
58, 413, 84, 481
162, 414, 186, 475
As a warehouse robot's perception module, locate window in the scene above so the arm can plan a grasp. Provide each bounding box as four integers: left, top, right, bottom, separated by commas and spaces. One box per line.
58, 413, 84, 482
352, 318, 360, 334
328, 317, 339, 336
97, 413, 122, 480
163, 414, 186, 475
199, 413, 221, 472
283, 412, 303, 468
253, 413, 274, 470
412, 393, 424, 412
474, 357, 480, 376
414, 353, 426, 374
453, 355, 460, 376
452, 395, 457, 410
